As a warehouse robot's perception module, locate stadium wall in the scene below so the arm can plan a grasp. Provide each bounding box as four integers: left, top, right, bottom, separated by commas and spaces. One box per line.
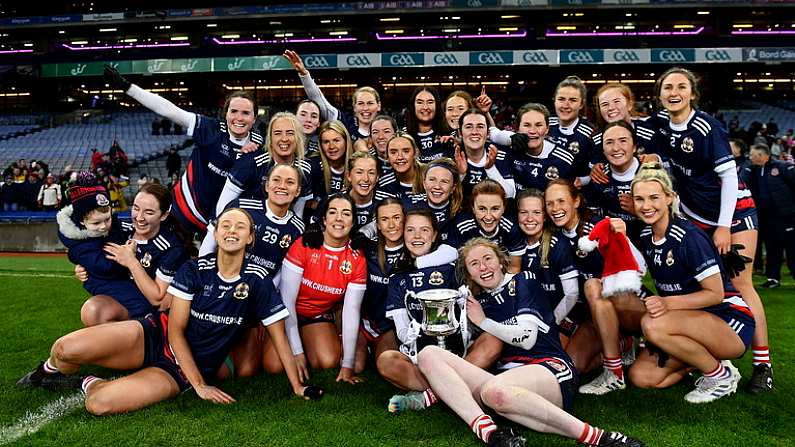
0, 222, 63, 252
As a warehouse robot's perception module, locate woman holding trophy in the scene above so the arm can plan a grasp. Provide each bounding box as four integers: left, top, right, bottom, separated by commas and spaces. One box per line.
416, 238, 644, 447
377, 208, 461, 414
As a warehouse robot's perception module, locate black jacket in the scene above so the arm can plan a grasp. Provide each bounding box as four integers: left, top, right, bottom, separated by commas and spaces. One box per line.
745, 159, 795, 218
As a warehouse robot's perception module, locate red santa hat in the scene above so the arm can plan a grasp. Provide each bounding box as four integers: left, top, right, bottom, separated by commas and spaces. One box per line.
578, 218, 642, 298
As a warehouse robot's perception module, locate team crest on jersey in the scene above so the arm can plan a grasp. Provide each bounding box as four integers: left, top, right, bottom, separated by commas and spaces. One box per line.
680, 137, 694, 153
665, 250, 675, 266
507, 279, 516, 297
96, 194, 110, 207
140, 252, 152, 268
340, 260, 353, 275
546, 359, 567, 372
545, 166, 560, 180
233, 282, 250, 300
567, 141, 580, 155
771, 168, 779, 176
428, 271, 444, 286
279, 234, 292, 249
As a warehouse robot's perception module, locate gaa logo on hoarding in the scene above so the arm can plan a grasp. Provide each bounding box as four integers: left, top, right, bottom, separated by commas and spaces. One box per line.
704, 50, 732, 61
566, 51, 595, 63
522, 51, 549, 63
658, 50, 688, 62
389, 54, 418, 66
346, 55, 373, 66
613, 50, 640, 62
433, 53, 459, 65
304, 56, 331, 68
478, 52, 505, 64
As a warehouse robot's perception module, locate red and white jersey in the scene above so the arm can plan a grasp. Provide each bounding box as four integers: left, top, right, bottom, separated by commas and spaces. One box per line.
283, 238, 367, 318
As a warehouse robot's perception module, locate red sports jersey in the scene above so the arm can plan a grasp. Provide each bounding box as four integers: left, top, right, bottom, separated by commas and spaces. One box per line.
283, 238, 367, 318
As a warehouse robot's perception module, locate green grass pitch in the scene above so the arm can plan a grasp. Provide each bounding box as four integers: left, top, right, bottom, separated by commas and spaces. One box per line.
0, 254, 792, 446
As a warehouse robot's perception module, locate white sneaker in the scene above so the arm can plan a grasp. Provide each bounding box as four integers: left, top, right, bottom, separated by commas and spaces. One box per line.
579, 368, 626, 395
388, 391, 427, 413
684, 361, 740, 404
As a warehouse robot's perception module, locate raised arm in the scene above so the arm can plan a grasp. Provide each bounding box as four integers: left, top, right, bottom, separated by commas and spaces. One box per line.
283, 50, 339, 122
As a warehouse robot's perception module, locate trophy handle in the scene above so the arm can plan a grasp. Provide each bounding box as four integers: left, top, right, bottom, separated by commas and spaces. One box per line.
458, 287, 470, 356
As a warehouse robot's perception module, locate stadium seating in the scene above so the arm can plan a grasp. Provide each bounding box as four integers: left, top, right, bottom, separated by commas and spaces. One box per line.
720, 102, 795, 135
0, 111, 188, 174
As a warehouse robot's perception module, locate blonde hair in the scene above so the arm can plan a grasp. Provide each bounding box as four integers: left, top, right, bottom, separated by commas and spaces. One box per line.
630, 162, 680, 217
353, 86, 381, 106
388, 132, 425, 194
345, 150, 380, 190
266, 112, 306, 162
516, 189, 554, 267
456, 237, 512, 296
318, 120, 353, 194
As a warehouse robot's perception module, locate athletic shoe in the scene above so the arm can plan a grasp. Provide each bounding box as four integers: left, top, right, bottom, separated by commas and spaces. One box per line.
388, 391, 426, 413
746, 363, 774, 394
595, 431, 645, 447
579, 368, 626, 395
684, 361, 739, 404
760, 279, 780, 289
620, 336, 637, 367
487, 427, 526, 447
16, 362, 84, 391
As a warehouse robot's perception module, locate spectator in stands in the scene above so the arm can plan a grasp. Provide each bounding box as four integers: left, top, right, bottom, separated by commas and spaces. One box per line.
108, 140, 129, 176
151, 118, 160, 135
167, 173, 179, 190
767, 117, 779, 138
1, 175, 20, 211
107, 175, 130, 213
730, 139, 751, 174
173, 122, 183, 135
166, 146, 181, 178
746, 143, 795, 289
22, 172, 42, 210
11, 166, 25, 183
90, 148, 104, 171
771, 138, 784, 159
160, 118, 172, 135
38, 173, 62, 211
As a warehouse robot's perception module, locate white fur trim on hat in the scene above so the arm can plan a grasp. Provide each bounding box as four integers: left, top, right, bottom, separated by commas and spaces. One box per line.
578, 235, 599, 253
601, 270, 642, 298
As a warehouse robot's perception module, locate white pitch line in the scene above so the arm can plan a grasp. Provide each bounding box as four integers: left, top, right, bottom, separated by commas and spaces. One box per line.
0, 392, 84, 445
0, 272, 73, 278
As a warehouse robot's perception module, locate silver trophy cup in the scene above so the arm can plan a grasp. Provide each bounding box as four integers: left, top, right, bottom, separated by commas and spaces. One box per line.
405, 288, 463, 350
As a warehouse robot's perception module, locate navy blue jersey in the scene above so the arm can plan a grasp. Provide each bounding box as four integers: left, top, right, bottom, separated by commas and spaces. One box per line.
461, 148, 514, 197
305, 134, 320, 157
354, 200, 376, 228
651, 110, 747, 223
403, 193, 453, 241
549, 117, 596, 177
167, 256, 289, 377
173, 116, 264, 227
474, 271, 569, 363
588, 158, 640, 224
375, 172, 415, 202
225, 197, 305, 276
363, 244, 405, 327
512, 141, 576, 192
449, 213, 526, 257
413, 129, 453, 163
309, 156, 345, 199
522, 236, 579, 310
386, 264, 458, 322
557, 215, 604, 280
228, 151, 316, 203
120, 222, 188, 283
638, 217, 749, 312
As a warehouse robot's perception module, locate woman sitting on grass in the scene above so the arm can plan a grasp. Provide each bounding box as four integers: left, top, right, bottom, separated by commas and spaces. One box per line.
18, 207, 321, 414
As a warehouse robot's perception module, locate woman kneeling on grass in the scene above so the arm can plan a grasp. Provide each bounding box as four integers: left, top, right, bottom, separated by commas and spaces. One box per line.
416, 238, 643, 447
17, 207, 321, 414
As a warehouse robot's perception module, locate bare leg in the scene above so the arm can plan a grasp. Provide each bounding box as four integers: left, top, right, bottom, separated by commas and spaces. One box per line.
354, 332, 369, 374
376, 350, 429, 391
84, 367, 180, 416
51, 320, 145, 374
628, 349, 691, 389
416, 346, 494, 424
464, 333, 503, 370
565, 320, 602, 374
80, 295, 129, 327
480, 365, 584, 439
228, 327, 262, 378
584, 279, 621, 359
301, 323, 342, 370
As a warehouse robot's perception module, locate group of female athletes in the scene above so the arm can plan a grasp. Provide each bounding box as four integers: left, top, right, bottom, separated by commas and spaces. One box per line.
15, 50, 773, 447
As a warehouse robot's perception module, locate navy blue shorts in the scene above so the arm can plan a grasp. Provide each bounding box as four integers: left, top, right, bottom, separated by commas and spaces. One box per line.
90, 280, 154, 318
137, 313, 191, 392
360, 317, 394, 342
702, 303, 756, 350
689, 209, 758, 235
